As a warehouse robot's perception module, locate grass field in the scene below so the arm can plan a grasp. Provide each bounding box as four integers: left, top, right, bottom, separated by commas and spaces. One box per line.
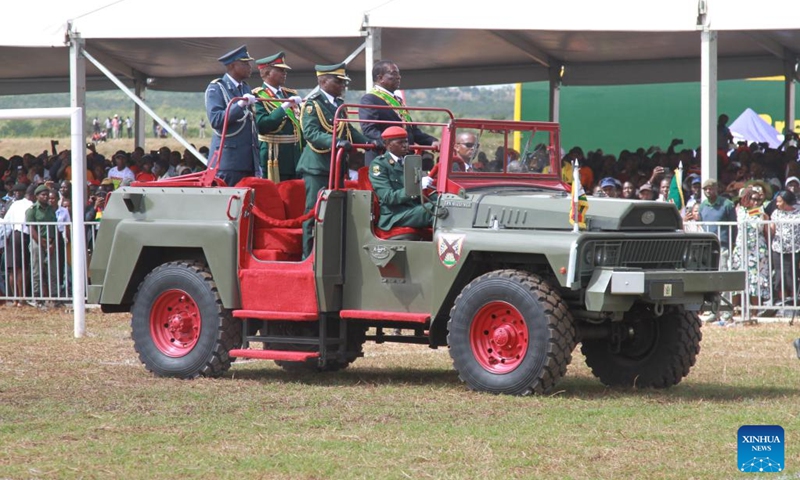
1, 309, 799, 479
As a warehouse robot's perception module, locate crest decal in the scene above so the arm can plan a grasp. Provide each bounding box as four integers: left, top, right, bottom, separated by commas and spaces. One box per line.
437, 234, 465, 268
372, 165, 381, 176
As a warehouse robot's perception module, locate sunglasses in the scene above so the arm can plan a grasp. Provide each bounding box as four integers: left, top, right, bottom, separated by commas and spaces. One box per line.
458, 142, 477, 148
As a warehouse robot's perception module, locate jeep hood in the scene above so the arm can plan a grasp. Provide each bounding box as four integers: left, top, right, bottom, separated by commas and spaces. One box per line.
470, 191, 682, 231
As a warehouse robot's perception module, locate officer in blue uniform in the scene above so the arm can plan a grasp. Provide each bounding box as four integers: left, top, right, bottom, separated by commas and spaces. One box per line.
205, 45, 262, 186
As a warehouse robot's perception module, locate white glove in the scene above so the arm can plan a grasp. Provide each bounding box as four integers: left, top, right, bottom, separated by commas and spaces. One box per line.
421, 176, 434, 189
237, 93, 257, 108
281, 95, 302, 110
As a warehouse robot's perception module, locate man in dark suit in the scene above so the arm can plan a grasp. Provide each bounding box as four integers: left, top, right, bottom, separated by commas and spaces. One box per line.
204, 45, 261, 186
359, 60, 439, 163
253, 52, 303, 182
296, 63, 377, 258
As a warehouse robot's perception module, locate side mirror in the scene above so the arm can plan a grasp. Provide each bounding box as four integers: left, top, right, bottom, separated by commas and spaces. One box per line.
403, 154, 422, 198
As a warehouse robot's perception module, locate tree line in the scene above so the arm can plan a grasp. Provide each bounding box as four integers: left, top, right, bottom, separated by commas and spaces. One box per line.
0, 86, 514, 138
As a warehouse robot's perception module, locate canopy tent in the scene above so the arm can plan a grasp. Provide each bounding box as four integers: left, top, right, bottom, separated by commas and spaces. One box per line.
730, 107, 782, 148
1, 0, 799, 94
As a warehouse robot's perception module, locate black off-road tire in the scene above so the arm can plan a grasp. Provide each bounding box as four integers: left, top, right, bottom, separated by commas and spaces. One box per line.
581, 305, 701, 388
131, 261, 240, 378
447, 269, 575, 395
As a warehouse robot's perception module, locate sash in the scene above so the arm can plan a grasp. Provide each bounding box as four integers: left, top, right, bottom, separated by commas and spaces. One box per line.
256, 86, 302, 144
371, 88, 412, 123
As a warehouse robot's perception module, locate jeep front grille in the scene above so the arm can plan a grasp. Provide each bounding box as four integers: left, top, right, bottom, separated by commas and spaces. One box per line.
578, 238, 718, 280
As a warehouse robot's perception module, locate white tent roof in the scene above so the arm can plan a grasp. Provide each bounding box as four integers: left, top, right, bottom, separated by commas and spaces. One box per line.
1, 0, 798, 94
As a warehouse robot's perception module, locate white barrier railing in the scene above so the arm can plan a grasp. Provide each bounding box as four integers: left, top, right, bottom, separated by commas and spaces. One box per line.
691, 219, 800, 323
0, 220, 99, 306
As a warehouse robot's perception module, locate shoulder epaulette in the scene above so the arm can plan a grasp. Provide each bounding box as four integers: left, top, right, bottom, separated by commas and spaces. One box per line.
283, 87, 299, 95
252, 86, 265, 95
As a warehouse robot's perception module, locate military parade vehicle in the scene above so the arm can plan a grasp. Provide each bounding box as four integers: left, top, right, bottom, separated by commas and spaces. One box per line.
88, 104, 744, 396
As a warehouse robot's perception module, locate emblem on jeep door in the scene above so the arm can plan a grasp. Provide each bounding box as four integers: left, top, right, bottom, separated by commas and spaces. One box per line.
438, 234, 465, 268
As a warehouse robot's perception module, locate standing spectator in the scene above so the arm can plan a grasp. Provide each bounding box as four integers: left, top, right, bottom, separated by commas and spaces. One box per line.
49, 189, 70, 298
104, 117, 112, 133
107, 153, 135, 188
199, 118, 206, 138
111, 115, 120, 139
135, 156, 157, 182
170, 116, 179, 133
26, 185, 57, 306
92, 117, 100, 134
699, 179, 736, 259
3, 184, 33, 304
637, 182, 654, 200
731, 186, 770, 319
204, 45, 261, 186
152, 118, 158, 138
769, 190, 800, 303
599, 177, 618, 198
179, 117, 187, 136
717, 114, 733, 153
699, 178, 737, 323
621, 181, 636, 200
125, 116, 133, 138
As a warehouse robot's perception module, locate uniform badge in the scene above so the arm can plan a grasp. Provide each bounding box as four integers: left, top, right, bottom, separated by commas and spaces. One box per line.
305, 105, 313, 114
438, 234, 465, 269
372, 165, 381, 176
388, 158, 395, 165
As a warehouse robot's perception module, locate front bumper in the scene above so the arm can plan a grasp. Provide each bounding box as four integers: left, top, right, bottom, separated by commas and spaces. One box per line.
585, 268, 745, 312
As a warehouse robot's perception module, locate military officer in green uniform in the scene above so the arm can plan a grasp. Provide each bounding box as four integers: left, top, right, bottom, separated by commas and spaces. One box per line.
252, 52, 303, 182
297, 63, 379, 257
369, 126, 435, 230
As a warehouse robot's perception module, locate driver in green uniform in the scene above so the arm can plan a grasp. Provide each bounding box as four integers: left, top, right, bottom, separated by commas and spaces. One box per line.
369, 126, 435, 230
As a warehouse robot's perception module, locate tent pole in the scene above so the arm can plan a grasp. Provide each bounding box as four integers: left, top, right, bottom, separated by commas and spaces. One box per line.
69, 28, 87, 339
365, 27, 381, 91
134, 77, 146, 150
81, 49, 206, 165
785, 59, 796, 137
700, 28, 718, 184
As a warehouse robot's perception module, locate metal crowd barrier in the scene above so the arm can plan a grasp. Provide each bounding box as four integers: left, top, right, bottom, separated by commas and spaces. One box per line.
2, 218, 795, 323
691, 219, 800, 323
0, 220, 99, 307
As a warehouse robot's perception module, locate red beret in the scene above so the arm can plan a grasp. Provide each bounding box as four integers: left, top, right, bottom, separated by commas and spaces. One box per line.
381, 126, 407, 140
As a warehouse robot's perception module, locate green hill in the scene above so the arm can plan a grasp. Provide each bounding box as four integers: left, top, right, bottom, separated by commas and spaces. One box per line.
0, 86, 514, 138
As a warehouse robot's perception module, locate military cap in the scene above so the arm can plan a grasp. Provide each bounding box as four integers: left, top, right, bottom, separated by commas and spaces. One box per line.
12, 183, 27, 192
315, 62, 350, 81
256, 51, 291, 69
381, 126, 408, 140
34, 184, 48, 196
217, 45, 254, 65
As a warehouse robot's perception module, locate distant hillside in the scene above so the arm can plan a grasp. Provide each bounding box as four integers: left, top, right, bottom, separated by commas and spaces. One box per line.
0, 86, 514, 138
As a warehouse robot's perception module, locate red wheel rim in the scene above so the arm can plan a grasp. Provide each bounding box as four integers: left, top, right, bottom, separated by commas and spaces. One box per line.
470, 301, 529, 374
149, 289, 201, 357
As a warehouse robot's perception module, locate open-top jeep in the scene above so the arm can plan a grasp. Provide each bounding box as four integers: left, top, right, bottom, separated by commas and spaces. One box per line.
89, 105, 743, 395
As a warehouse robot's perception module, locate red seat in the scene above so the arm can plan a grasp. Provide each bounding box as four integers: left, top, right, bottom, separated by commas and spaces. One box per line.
277, 179, 306, 220
236, 177, 303, 261
357, 166, 432, 241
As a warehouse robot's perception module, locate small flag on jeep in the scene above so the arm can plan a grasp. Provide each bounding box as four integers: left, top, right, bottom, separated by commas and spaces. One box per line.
569, 159, 588, 231
667, 162, 685, 214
